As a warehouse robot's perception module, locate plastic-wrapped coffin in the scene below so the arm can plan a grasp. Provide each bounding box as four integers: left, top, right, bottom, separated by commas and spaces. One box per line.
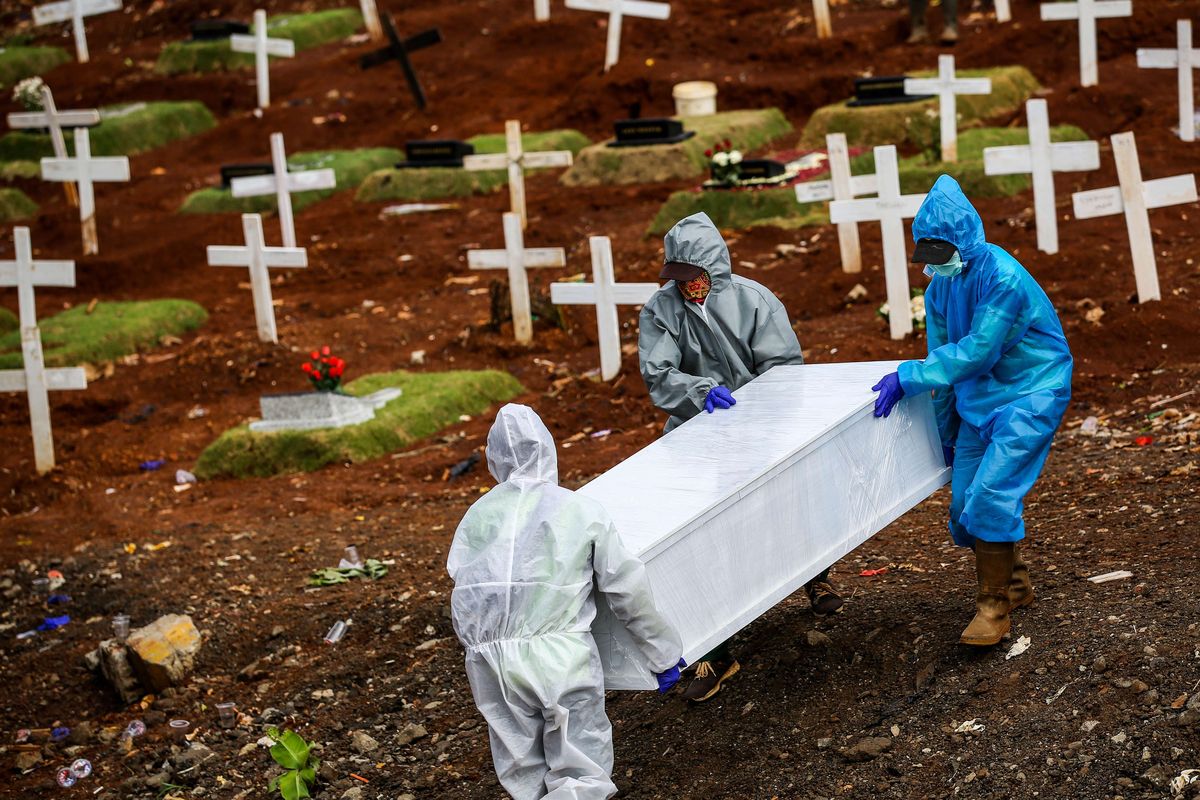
583, 361, 950, 690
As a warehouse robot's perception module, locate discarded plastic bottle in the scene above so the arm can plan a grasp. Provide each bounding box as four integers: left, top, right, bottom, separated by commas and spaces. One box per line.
69, 758, 92, 779
112, 614, 131, 642
56, 767, 77, 788
215, 702, 237, 729
324, 620, 348, 644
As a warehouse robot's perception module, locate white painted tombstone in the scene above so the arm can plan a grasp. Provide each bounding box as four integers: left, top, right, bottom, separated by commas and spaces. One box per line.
230, 9, 296, 109
1039, 0, 1132, 88
550, 236, 658, 380
794, 133, 879, 274
467, 212, 566, 344
903, 55, 992, 163
983, 99, 1100, 254
32, 0, 122, 63
1137, 20, 1199, 143
563, 0, 671, 72
40, 127, 130, 255
462, 120, 573, 230
995, 0, 1011, 23
534, 0, 551, 21
829, 146, 927, 340
360, 0, 384, 41
812, 0, 832, 38
1072, 132, 1198, 303
6, 85, 100, 208
230, 133, 335, 249
206, 213, 308, 343
0, 227, 87, 474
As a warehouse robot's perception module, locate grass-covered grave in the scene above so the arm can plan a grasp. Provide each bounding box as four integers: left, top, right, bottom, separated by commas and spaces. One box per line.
0, 188, 37, 222
0, 46, 69, 90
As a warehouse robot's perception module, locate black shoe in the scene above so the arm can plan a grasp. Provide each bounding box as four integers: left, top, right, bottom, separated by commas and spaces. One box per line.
806, 580, 845, 617
681, 659, 740, 703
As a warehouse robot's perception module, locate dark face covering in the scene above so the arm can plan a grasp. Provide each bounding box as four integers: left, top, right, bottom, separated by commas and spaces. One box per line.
678, 270, 712, 304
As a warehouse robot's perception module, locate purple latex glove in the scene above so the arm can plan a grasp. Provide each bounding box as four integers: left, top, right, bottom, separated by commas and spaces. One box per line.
655, 658, 687, 693
871, 372, 905, 418
704, 386, 736, 414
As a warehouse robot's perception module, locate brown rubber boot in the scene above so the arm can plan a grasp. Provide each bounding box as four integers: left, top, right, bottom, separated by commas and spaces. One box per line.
959, 541, 1014, 646
1009, 545, 1034, 610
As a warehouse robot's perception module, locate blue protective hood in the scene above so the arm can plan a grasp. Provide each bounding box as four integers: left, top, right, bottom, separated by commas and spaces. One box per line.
911, 175, 990, 264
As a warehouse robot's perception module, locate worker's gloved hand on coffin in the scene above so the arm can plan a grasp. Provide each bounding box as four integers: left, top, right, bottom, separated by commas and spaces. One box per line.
871, 372, 905, 418
655, 659, 687, 693
943, 445, 955, 467
704, 386, 736, 414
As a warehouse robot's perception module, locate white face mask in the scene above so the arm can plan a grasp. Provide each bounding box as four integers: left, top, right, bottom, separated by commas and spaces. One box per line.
923, 250, 964, 278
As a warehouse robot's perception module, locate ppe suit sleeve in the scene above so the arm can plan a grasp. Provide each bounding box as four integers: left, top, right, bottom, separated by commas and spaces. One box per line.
751, 305, 804, 373
592, 518, 683, 673
923, 303, 961, 446
639, 309, 717, 420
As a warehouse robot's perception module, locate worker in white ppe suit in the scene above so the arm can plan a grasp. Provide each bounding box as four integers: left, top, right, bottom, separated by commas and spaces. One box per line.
448, 403, 684, 800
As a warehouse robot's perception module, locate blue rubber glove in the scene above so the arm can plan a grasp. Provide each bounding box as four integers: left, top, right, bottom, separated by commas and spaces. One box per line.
943, 445, 955, 467
656, 658, 687, 693
871, 372, 905, 418
704, 386, 736, 414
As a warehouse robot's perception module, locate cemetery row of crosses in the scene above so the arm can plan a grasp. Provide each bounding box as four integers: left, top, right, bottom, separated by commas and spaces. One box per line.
2, 0, 1200, 798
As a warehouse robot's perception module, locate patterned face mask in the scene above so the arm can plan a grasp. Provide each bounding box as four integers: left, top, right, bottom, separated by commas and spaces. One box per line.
678, 270, 712, 304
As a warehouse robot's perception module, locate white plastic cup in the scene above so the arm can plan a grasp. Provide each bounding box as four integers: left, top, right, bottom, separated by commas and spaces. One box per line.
169, 719, 191, 741
344, 544, 363, 568
324, 620, 348, 644
673, 81, 718, 117
112, 614, 131, 642
215, 702, 237, 729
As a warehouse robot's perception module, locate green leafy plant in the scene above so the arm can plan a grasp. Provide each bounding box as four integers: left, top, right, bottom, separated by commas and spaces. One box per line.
266, 728, 319, 800
309, 558, 389, 586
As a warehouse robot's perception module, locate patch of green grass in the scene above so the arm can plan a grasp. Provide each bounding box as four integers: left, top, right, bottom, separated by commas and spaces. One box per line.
0, 161, 40, 181
155, 9, 363, 75
650, 188, 825, 235
0, 101, 216, 161
0, 47, 70, 89
180, 148, 402, 214
0, 188, 37, 222
0, 307, 16, 335
0, 300, 208, 369
194, 369, 524, 478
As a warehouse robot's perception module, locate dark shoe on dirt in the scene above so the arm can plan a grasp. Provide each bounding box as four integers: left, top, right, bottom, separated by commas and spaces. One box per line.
682, 659, 740, 703
907, 25, 930, 43
939, 25, 959, 44
806, 580, 845, 617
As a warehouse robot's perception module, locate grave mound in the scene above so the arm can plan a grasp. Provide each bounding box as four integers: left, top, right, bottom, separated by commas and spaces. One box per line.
154, 9, 363, 75
562, 109, 793, 187
195, 369, 524, 478
0, 307, 15, 334
0, 188, 37, 222
0, 46, 69, 89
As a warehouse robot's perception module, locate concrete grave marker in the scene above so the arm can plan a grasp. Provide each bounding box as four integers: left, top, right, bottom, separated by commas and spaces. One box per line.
467, 212, 566, 344
40, 127, 130, 255
6, 85, 100, 208
1072, 132, 1198, 303
550, 236, 658, 380
359, 14, 442, 110
32, 0, 122, 63
903, 55, 992, 163
564, 0, 671, 72
829, 145, 927, 340
230, 9, 295, 109
0, 227, 87, 474
206, 213, 308, 343
794, 132, 879, 274
983, 99, 1100, 254
812, 0, 832, 38
462, 120, 574, 229
1040, 0, 1132, 87
1137, 20, 1199, 142
230, 132, 336, 248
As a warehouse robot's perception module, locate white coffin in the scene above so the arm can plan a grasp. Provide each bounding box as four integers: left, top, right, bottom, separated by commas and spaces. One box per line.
583, 361, 950, 690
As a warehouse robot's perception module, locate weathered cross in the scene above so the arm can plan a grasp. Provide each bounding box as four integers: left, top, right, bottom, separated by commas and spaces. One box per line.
794, 132, 880, 274
32, 0, 122, 63
0, 227, 87, 474
1137, 20, 1199, 143
467, 212, 566, 344
995, 0, 1011, 23
563, 0, 671, 73
550, 236, 658, 380
359, 14, 442, 110
230, 9, 295, 109
903, 55, 992, 163
1040, 0, 1132, 87
462, 120, 574, 230
6, 84, 100, 208
535, 0, 551, 21
812, 0, 832, 38
829, 145, 927, 340
40, 127, 130, 255
1072, 132, 1198, 303
230, 132, 336, 249
983, 98, 1100, 254
360, 0, 384, 41
206, 213, 308, 343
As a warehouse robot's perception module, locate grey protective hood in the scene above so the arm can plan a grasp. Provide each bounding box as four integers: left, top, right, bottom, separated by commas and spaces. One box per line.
662, 212, 733, 293
485, 403, 558, 484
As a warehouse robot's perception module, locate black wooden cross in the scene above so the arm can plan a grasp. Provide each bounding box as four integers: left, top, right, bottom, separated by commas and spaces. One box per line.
359, 14, 442, 110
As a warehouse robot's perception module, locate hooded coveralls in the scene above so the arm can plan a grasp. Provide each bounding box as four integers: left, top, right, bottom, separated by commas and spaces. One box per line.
638, 212, 804, 432
447, 404, 682, 800
898, 176, 1073, 547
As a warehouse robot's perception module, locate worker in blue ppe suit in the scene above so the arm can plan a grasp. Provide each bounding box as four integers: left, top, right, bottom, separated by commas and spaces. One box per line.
448, 404, 685, 799
872, 175, 1072, 647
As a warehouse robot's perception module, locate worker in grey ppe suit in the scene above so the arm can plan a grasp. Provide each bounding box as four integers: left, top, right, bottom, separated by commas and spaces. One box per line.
447, 404, 683, 799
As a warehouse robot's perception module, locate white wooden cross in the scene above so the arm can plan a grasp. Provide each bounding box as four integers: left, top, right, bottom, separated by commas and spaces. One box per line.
829, 145, 927, 340
903, 55, 992, 163
1040, 0, 1132, 88
995, 0, 1011, 23
794, 133, 879, 274
1137, 20, 1199, 143
812, 0, 832, 38
230, 9, 295, 109
230, 132, 336, 249
1072, 132, 1198, 303
535, 0, 550, 21
32, 0, 122, 63
360, 0, 384, 41
550, 236, 657, 380
563, 0, 671, 72
40, 127, 130, 255
462, 120, 573, 230
0, 227, 87, 474
983, 98, 1100, 254
6, 85, 100, 208
206, 213, 308, 343
467, 212, 566, 344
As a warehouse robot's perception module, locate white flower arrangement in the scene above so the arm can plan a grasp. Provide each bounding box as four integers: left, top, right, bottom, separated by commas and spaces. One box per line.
712, 151, 730, 166
729, 150, 743, 165
12, 77, 46, 111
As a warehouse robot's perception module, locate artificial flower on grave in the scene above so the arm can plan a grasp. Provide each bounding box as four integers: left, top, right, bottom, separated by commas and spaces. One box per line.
705, 138, 744, 185
301, 345, 346, 392
12, 77, 46, 111
876, 290, 927, 330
